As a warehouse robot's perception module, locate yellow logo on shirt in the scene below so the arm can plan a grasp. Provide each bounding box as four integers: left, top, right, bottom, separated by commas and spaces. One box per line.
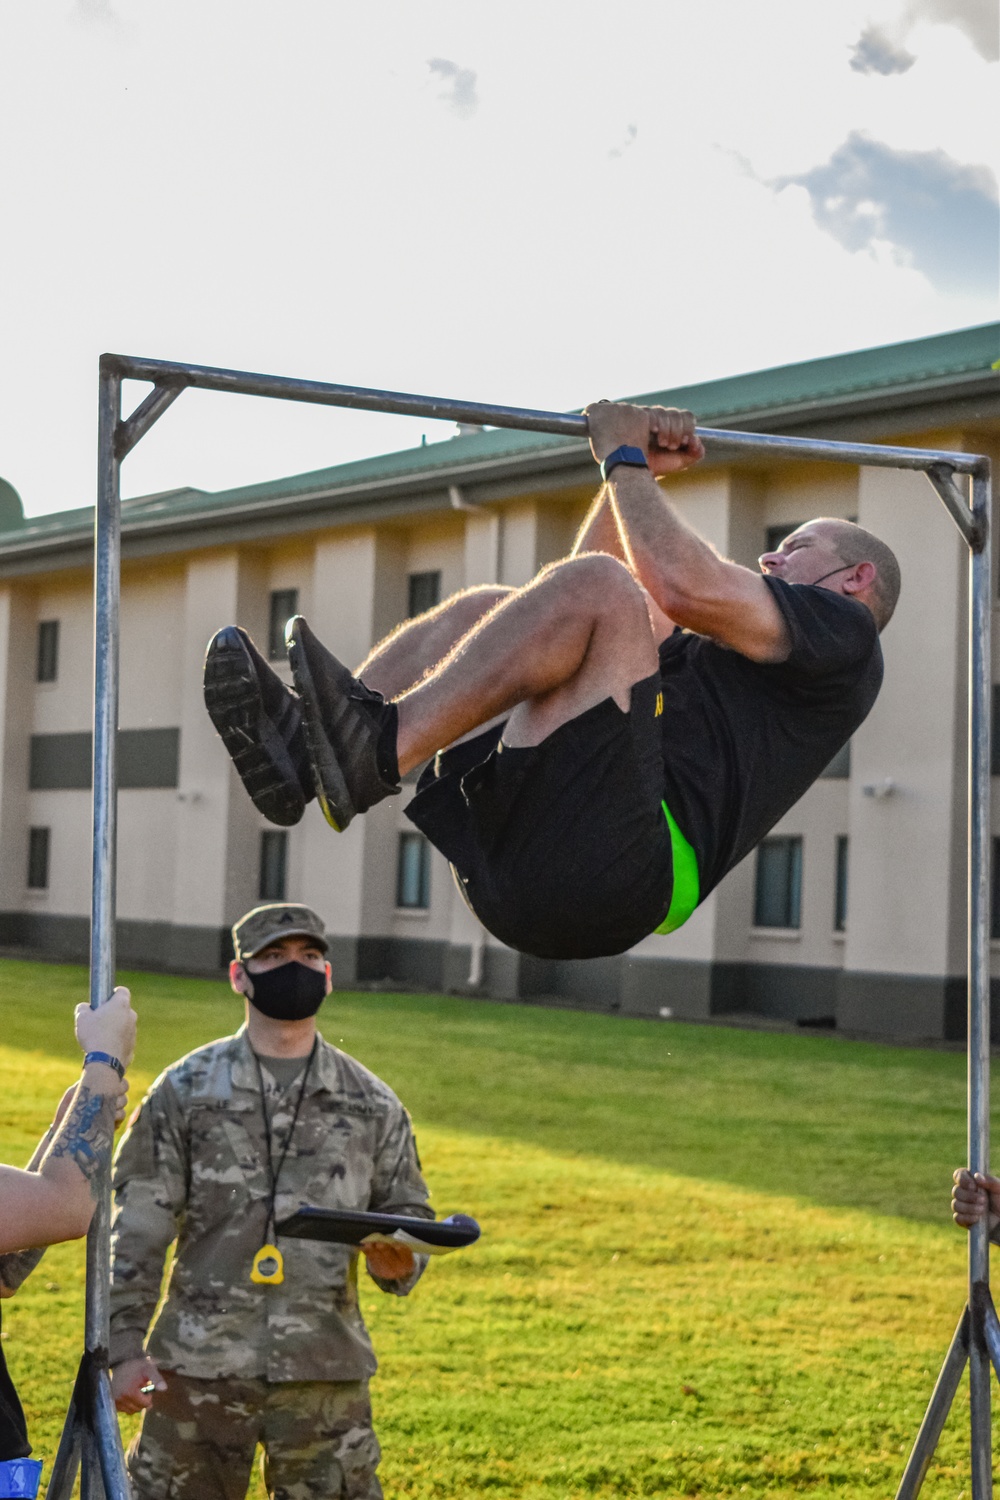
654, 692, 664, 717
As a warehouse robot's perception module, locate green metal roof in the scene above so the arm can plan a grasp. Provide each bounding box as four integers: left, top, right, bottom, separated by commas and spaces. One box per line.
3, 321, 997, 555
638, 319, 1000, 419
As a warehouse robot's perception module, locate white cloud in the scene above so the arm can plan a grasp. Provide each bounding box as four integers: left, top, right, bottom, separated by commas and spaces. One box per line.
71, 0, 123, 28
905, 0, 999, 60
609, 124, 638, 160
427, 57, 478, 119
0, 0, 995, 517
777, 132, 999, 295
850, 26, 916, 73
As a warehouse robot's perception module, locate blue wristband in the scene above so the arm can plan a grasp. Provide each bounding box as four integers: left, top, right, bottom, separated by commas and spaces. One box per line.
83, 1051, 125, 1080
600, 445, 648, 482
0, 1458, 43, 1498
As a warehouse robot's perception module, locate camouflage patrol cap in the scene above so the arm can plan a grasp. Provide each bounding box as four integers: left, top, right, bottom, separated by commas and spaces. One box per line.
232, 903, 329, 962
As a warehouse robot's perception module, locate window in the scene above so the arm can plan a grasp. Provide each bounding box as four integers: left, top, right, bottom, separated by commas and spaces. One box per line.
269, 589, 299, 660
408, 571, 441, 619
29, 728, 180, 790
754, 836, 803, 929
764, 523, 803, 555
27, 827, 50, 890
821, 741, 851, 779
396, 832, 430, 909
992, 838, 1000, 940
36, 620, 59, 683
993, 687, 1000, 776
259, 830, 288, 901
834, 836, 849, 932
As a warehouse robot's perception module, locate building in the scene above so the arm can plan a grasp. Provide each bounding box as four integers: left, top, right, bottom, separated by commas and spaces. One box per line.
1, 324, 998, 1041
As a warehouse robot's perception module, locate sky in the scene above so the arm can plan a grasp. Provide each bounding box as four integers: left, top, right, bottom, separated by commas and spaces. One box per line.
0, 0, 997, 520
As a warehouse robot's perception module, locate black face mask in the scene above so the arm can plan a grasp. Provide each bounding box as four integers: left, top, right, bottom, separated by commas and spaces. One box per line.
245, 961, 328, 1021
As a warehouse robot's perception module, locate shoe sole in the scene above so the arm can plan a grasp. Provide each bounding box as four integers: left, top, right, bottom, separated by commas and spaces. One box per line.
284, 621, 356, 832
203, 629, 306, 827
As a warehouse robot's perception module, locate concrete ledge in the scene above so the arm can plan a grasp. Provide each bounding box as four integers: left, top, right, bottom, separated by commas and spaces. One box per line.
0, 911, 230, 974
835, 971, 971, 1042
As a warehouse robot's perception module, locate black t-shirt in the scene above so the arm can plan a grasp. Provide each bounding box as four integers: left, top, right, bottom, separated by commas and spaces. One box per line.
0, 1307, 31, 1461
658, 577, 883, 898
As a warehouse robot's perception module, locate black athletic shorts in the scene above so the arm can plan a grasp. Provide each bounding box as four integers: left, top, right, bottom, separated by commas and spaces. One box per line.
404, 671, 674, 960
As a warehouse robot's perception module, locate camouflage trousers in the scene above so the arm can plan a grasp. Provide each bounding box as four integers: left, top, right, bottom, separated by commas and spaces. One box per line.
125, 1371, 382, 1500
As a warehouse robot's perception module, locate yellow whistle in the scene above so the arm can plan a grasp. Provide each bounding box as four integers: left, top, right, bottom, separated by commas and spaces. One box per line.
251, 1244, 285, 1285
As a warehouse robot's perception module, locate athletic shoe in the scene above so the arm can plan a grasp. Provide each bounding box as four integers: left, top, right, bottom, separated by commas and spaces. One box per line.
284, 615, 400, 831
203, 626, 312, 826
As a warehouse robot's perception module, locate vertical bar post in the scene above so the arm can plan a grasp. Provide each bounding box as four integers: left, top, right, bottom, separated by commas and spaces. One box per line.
968, 467, 993, 1499
82, 364, 130, 1494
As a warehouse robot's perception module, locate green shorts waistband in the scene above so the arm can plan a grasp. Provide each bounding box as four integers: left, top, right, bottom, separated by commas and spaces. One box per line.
654, 800, 700, 935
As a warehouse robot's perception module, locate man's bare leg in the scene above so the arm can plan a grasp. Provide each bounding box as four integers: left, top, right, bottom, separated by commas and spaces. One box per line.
395, 552, 658, 773
356, 586, 511, 698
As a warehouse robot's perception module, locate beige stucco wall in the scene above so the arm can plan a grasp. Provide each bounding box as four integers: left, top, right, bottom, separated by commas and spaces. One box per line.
0, 423, 992, 1022
844, 462, 968, 980
32, 581, 92, 734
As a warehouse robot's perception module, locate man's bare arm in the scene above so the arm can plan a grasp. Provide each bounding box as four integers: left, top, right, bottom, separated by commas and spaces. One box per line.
586, 402, 790, 663
0, 1071, 119, 1251
0, 988, 137, 1254
571, 486, 630, 564
0, 1098, 65, 1293
1, 1075, 131, 1293
571, 483, 679, 645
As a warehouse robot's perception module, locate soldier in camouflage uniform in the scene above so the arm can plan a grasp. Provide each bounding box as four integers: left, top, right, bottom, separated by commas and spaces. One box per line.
110, 903, 434, 1500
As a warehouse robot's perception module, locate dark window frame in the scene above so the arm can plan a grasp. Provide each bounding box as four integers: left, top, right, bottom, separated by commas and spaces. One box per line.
36, 620, 59, 683
269, 589, 299, 660
27, 826, 50, 890
396, 832, 430, 909
259, 829, 288, 902
753, 836, 803, 930
407, 571, 442, 619
820, 741, 851, 779
29, 728, 180, 790
834, 835, 849, 932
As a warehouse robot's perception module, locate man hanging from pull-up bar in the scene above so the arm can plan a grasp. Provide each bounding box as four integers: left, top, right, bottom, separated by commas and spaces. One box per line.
204, 401, 900, 959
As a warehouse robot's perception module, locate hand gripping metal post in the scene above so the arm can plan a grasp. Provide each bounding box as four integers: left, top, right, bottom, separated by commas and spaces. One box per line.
50, 353, 992, 1498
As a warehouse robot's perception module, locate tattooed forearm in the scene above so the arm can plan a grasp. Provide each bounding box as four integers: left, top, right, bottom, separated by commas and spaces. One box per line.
25, 1123, 56, 1174
0, 1246, 46, 1294
46, 1086, 116, 1193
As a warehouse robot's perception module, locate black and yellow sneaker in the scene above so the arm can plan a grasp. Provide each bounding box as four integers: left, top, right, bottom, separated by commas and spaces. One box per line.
203, 626, 312, 827
284, 615, 401, 831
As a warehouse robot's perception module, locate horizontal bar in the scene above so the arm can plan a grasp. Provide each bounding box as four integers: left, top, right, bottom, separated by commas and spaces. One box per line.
704, 429, 986, 477
102, 353, 988, 477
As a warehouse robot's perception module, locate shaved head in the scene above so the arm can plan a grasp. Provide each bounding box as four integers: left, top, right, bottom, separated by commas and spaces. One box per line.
814, 518, 901, 630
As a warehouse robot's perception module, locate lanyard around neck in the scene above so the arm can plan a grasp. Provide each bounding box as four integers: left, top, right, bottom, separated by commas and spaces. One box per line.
251, 1036, 317, 1240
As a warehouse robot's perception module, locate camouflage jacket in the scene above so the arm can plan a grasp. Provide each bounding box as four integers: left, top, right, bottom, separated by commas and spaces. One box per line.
109, 1026, 433, 1382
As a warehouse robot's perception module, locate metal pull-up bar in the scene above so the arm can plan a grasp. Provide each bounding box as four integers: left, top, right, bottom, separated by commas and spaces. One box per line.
46, 353, 993, 1499
105, 351, 987, 471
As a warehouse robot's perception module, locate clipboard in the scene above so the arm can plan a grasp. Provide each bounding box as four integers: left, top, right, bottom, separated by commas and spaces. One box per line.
276, 1206, 480, 1255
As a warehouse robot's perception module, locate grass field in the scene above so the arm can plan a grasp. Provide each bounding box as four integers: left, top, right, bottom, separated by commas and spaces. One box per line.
0, 957, 988, 1497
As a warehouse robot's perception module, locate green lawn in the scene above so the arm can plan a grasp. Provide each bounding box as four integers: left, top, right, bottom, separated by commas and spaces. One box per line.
0, 957, 987, 1496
